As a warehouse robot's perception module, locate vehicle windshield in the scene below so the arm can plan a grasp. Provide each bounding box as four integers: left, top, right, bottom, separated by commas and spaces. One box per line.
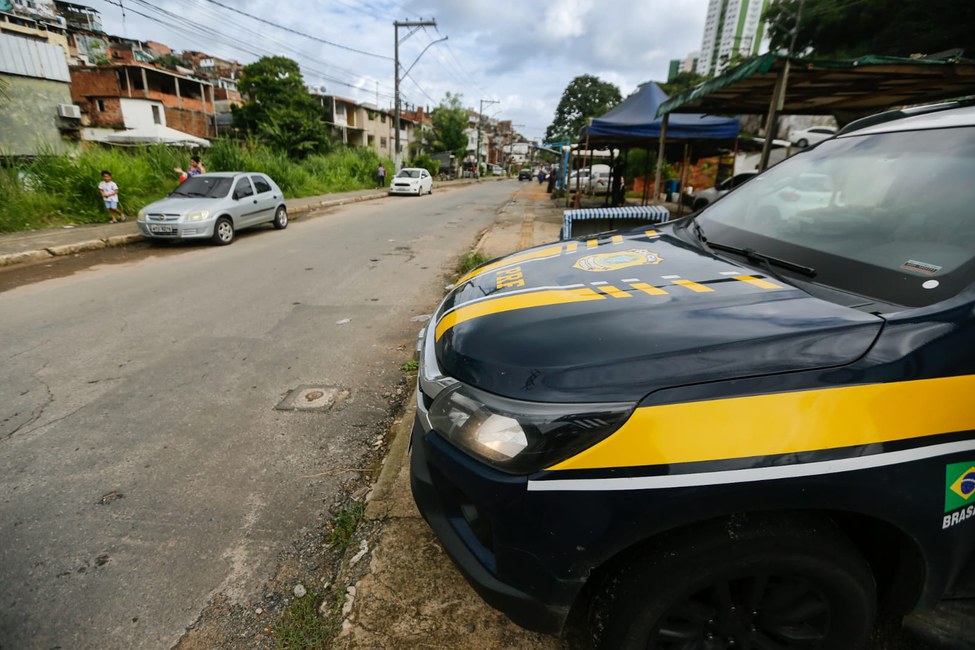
695, 126, 975, 308
396, 170, 421, 178
169, 176, 233, 198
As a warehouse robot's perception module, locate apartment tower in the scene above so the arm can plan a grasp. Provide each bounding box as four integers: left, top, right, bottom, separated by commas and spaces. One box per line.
696, 0, 769, 77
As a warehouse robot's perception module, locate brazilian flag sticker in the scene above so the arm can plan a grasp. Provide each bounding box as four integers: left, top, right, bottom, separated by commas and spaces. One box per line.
945, 462, 975, 512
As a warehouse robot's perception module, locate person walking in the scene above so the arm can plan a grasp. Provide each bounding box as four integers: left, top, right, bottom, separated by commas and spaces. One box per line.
98, 170, 126, 223
174, 155, 206, 182
377, 162, 387, 189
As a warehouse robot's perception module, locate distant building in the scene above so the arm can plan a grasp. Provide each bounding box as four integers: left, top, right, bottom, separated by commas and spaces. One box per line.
696, 0, 768, 77
0, 0, 70, 59
53, 1, 101, 32
669, 51, 700, 80
0, 31, 78, 156
70, 62, 214, 145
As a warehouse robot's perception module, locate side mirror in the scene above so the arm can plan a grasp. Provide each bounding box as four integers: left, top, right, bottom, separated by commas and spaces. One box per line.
233, 191, 242, 200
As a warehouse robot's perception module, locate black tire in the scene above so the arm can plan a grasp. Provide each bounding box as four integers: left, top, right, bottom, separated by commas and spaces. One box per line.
796, 138, 809, 148
589, 514, 876, 650
211, 216, 234, 246
272, 205, 288, 230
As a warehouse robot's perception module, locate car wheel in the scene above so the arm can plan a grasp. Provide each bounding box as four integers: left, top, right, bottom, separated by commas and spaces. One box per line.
588, 514, 876, 650
796, 138, 809, 147
272, 206, 288, 230
211, 217, 235, 246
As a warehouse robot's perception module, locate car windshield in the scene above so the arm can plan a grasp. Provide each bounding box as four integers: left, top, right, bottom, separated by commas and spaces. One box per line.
695, 126, 975, 308
169, 176, 233, 198
396, 170, 421, 178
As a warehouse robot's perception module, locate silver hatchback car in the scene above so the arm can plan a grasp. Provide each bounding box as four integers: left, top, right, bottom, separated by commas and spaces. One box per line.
137, 172, 288, 245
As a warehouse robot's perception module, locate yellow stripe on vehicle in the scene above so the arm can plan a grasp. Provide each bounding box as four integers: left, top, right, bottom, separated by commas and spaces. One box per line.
435, 288, 605, 340
734, 275, 783, 290
599, 284, 632, 298
628, 282, 669, 296
547, 374, 975, 471
457, 245, 564, 285
671, 279, 714, 293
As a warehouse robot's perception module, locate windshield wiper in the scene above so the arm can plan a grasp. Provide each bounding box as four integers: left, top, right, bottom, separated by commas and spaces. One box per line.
706, 241, 817, 278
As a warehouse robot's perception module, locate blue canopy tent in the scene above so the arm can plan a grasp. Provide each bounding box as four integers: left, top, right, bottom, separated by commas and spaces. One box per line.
581, 82, 739, 142
578, 82, 739, 207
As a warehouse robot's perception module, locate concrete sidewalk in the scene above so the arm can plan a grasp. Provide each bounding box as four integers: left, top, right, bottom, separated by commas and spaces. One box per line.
0, 179, 488, 268
333, 182, 569, 649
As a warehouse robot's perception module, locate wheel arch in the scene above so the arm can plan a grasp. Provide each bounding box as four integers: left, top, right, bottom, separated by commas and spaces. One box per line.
577, 508, 926, 618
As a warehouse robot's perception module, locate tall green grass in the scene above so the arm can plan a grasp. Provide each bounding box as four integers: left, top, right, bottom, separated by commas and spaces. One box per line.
0, 140, 390, 233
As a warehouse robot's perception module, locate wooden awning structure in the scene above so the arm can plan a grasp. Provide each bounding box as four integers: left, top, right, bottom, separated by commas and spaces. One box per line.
658, 52, 975, 123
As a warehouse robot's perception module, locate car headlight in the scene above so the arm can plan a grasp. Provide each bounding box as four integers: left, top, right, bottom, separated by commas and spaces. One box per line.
428, 383, 634, 474
137, 209, 145, 220
183, 210, 210, 222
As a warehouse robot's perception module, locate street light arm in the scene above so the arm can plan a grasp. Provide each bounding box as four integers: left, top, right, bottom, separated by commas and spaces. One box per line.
403, 36, 447, 79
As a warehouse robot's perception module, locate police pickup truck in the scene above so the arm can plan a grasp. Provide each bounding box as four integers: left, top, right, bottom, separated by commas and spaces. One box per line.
411, 101, 975, 649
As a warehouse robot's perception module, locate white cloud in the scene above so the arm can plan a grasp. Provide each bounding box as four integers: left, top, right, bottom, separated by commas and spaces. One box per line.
93, 0, 711, 142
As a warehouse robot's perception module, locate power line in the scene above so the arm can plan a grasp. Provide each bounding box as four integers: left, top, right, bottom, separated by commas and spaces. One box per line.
198, 0, 392, 60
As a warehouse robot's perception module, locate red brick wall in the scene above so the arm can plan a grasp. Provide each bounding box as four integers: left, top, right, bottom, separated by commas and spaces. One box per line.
70, 67, 121, 101
163, 107, 211, 138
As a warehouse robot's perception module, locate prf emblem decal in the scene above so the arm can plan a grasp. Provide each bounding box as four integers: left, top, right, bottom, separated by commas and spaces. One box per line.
943, 462, 975, 530
573, 249, 663, 273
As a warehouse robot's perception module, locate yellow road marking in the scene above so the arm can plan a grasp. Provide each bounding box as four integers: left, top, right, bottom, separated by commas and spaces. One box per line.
565, 242, 578, 254
645, 229, 659, 238
586, 239, 598, 249
549, 374, 975, 471
611, 235, 624, 244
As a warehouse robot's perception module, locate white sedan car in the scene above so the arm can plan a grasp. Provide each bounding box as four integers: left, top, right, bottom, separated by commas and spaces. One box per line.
389, 168, 433, 196
788, 125, 836, 148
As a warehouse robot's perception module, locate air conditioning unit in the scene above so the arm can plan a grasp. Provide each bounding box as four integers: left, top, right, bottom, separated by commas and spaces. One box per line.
58, 104, 82, 119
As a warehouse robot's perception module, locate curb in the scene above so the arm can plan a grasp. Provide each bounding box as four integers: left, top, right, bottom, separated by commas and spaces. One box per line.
364, 390, 416, 520
0, 178, 503, 269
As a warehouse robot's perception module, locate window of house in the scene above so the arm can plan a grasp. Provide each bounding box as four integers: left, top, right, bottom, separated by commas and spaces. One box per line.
380, 136, 387, 148
380, 113, 386, 123
151, 105, 161, 124
95, 99, 105, 112
368, 135, 375, 145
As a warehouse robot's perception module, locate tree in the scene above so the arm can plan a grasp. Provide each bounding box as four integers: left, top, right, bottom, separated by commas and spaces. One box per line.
425, 93, 469, 160
232, 56, 330, 157
544, 75, 621, 142
764, 0, 975, 59
659, 72, 709, 97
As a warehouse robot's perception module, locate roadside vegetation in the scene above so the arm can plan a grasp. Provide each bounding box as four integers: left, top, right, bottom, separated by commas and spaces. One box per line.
0, 140, 390, 233
272, 588, 341, 650
456, 250, 489, 277
325, 501, 366, 553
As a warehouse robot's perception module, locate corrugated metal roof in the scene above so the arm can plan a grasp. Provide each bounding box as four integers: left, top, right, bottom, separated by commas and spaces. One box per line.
0, 32, 70, 82
658, 52, 975, 118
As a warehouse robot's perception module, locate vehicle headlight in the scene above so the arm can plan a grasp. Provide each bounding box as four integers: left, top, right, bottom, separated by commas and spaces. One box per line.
183, 210, 210, 222
137, 209, 145, 220
428, 383, 634, 474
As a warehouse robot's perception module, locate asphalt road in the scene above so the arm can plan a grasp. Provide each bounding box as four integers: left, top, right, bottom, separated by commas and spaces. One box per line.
0, 181, 511, 649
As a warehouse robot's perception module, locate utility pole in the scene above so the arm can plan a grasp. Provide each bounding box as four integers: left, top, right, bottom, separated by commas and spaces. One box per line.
759, 0, 805, 171
475, 98, 499, 177
394, 19, 437, 171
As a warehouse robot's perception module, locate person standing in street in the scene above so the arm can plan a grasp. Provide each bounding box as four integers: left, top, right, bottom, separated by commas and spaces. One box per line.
98, 171, 126, 223
377, 162, 387, 188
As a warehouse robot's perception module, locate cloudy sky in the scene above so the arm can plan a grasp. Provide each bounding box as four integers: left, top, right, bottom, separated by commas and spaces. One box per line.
91, 0, 711, 142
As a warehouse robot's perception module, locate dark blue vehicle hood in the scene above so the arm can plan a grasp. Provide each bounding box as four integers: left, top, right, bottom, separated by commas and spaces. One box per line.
433, 225, 884, 402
